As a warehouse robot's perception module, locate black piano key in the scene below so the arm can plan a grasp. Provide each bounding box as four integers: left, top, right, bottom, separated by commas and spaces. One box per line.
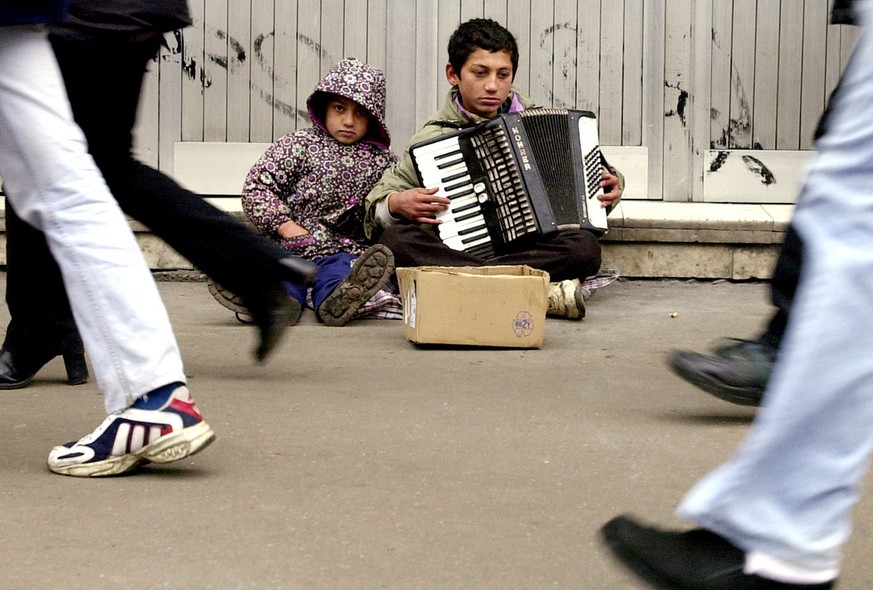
455, 210, 482, 223
452, 200, 480, 214
458, 224, 487, 236
467, 243, 495, 258
461, 234, 489, 246
434, 148, 462, 161
437, 157, 465, 170
442, 171, 469, 183
444, 181, 470, 193
446, 188, 474, 200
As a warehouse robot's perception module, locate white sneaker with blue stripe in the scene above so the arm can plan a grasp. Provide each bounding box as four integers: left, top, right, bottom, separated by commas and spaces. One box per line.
47, 384, 215, 477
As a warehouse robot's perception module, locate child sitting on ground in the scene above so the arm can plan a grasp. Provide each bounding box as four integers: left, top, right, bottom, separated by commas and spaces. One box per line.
210, 57, 401, 326
364, 19, 624, 321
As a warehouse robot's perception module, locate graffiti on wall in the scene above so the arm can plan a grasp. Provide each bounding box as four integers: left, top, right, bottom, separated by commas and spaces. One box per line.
166, 23, 335, 125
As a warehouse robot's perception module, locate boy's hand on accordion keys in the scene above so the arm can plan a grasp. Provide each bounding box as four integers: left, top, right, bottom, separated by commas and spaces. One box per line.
387, 188, 451, 225
598, 169, 622, 208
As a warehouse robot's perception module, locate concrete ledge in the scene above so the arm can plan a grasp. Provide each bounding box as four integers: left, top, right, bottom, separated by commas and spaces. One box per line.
600, 201, 791, 279
605, 201, 792, 242
0, 199, 791, 280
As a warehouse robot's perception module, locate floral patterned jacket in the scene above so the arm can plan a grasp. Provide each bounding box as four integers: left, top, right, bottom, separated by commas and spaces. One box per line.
242, 57, 398, 259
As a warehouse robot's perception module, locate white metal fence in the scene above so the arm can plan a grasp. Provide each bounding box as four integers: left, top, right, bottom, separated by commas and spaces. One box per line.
134, 0, 857, 202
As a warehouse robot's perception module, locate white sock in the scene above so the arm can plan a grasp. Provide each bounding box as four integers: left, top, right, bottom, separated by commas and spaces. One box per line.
745, 551, 838, 585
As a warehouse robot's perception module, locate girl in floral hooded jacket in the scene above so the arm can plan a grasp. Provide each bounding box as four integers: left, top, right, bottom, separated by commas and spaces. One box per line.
242, 58, 400, 326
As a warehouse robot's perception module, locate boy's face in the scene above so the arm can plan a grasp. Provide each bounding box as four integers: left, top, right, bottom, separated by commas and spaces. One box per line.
324, 96, 370, 144
446, 48, 514, 119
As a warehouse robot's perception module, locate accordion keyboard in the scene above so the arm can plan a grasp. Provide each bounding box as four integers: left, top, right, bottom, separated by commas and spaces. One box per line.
412, 135, 495, 258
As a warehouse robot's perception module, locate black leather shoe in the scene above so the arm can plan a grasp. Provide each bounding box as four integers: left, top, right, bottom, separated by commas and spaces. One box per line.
244, 287, 301, 363
0, 348, 88, 390
668, 338, 777, 407
600, 514, 835, 589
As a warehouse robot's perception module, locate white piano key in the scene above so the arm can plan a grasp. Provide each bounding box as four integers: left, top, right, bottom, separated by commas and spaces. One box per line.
440, 228, 489, 251
437, 217, 487, 239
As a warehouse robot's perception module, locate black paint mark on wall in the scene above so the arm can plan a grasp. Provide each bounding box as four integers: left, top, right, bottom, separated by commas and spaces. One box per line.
250, 31, 311, 122
225, 31, 247, 64
709, 151, 729, 173
297, 34, 328, 61
677, 89, 689, 122
209, 54, 228, 68
178, 23, 328, 123
203, 29, 245, 70
664, 81, 688, 126
707, 151, 776, 185
710, 53, 765, 150
253, 32, 273, 77
167, 30, 183, 55
536, 23, 580, 109
741, 155, 776, 185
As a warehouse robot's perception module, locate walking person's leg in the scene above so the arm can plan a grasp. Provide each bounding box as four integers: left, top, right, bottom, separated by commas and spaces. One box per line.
0, 26, 212, 476
48, 32, 312, 362
0, 199, 87, 388
602, 4, 873, 585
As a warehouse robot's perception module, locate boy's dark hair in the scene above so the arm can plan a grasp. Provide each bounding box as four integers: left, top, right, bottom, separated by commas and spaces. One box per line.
447, 18, 519, 79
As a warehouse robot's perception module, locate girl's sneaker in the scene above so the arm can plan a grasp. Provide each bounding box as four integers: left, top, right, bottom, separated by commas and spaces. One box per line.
317, 245, 395, 326
207, 278, 302, 327
47, 384, 215, 477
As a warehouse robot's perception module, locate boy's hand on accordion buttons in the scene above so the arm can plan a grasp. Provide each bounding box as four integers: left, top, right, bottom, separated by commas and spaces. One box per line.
388, 188, 450, 224
599, 170, 621, 207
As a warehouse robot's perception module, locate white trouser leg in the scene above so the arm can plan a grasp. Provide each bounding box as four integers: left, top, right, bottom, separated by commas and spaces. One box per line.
0, 26, 185, 413
679, 0, 873, 572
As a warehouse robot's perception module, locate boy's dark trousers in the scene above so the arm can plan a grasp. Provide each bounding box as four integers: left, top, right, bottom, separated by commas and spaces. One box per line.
377, 224, 602, 282
2, 33, 295, 357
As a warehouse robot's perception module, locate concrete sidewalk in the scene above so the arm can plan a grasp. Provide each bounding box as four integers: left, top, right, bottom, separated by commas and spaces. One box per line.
1, 277, 871, 589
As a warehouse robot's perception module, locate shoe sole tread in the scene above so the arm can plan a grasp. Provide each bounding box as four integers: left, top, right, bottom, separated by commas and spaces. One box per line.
318, 246, 394, 327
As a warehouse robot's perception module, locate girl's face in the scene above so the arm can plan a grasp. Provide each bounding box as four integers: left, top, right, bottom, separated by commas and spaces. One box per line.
446, 48, 514, 119
325, 97, 370, 144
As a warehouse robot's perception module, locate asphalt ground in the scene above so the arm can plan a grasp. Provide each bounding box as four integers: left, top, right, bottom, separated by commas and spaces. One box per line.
1, 276, 871, 589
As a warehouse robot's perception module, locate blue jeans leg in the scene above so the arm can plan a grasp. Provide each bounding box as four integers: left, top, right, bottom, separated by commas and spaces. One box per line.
311, 253, 357, 318
284, 253, 356, 313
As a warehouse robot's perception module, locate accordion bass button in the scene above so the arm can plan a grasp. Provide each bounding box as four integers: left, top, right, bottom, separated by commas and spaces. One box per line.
473, 182, 489, 202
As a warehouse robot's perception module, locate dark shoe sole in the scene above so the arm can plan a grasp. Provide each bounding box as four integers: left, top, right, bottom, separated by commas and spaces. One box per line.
0, 374, 36, 390
207, 279, 249, 315
667, 351, 764, 407
318, 245, 395, 327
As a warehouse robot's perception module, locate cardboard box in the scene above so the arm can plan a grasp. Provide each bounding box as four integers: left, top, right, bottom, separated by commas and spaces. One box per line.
396, 265, 549, 348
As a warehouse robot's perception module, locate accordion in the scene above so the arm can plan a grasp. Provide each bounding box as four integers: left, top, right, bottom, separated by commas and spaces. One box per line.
410, 108, 608, 260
